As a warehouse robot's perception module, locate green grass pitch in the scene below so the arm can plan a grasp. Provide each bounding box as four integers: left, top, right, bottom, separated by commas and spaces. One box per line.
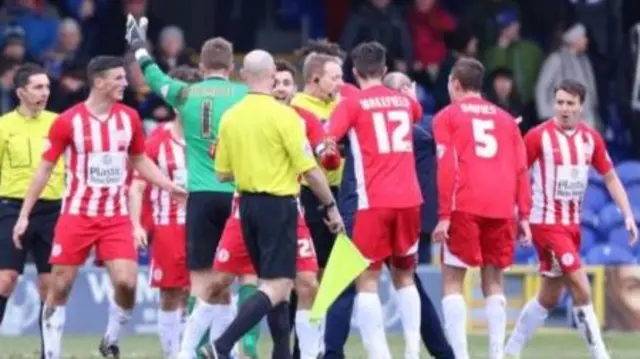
0, 332, 637, 358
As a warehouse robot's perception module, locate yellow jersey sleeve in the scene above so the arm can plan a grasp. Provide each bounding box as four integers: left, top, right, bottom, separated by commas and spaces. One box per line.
214, 114, 232, 174
0, 121, 5, 165
278, 107, 317, 174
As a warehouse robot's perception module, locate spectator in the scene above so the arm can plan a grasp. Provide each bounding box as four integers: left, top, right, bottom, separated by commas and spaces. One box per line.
42, 18, 87, 79
65, 0, 109, 58
0, 59, 19, 114
484, 9, 543, 107
340, 0, 413, 72
461, 0, 520, 54
407, 0, 456, 80
155, 26, 192, 73
1, 26, 26, 63
485, 68, 526, 129
10, 0, 59, 60
535, 23, 599, 129
432, 26, 478, 111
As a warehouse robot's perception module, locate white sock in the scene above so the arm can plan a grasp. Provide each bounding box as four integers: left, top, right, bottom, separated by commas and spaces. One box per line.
396, 286, 421, 359
504, 298, 549, 356
42, 305, 66, 359
295, 310, 321, 359
355, 292, 392, 359
104, 301, 132, 345
208, 304, 234, 342
573, 304, 610, 359
442, 294, 470, 359
178, 298, 217, 358
486, 294, 507, 359
158, 309, 182, 358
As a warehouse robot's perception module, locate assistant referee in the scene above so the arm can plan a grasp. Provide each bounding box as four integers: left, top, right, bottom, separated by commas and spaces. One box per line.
0, 64, 63, 347
202, 50, 343, 359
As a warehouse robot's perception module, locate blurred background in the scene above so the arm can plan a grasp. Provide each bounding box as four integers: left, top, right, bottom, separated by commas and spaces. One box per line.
0, 0, 639, 340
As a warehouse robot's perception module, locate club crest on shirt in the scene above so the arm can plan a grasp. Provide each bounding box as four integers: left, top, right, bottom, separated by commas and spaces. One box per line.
115, 130, 129, 148
582, 141, 594, 158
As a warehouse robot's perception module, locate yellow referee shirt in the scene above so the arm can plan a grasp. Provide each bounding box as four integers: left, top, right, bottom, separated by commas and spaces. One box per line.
215, 93, 317, 196
0, 110, 64, 199
290, 92, 343, 186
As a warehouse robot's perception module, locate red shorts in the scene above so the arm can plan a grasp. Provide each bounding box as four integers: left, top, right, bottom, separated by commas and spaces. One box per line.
150, 224, 189, 288
531, 224, 581, 277
51, 214, 137, 266
442, 211, 515, 269
352, 207, 421, 270
213, 219, 318, 275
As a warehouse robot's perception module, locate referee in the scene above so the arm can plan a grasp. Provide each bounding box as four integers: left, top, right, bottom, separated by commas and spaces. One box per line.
203, 50, 343, 359
0, 64, 62, 354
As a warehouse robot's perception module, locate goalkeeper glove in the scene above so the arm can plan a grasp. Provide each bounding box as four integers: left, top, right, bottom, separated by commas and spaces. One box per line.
125, 13, 149, 52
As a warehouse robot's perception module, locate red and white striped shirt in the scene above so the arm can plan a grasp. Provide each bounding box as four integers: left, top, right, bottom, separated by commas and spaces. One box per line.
42, 103, 146, 217
144, 124, 186, 225
525, 120, 612, 225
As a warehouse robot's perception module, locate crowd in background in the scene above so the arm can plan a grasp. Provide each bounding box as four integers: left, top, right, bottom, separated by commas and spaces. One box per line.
0, 0, 639, 159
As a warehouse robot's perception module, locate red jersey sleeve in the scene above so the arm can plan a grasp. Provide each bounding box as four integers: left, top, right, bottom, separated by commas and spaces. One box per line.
523, 128, 542, 169
410, 97, 423, 123
128, 110, 146, 156
43, 115, 72, 163
433, 108, 455, 220
513, 123, 532, 219
327, 98, 357, 141
294, 107, 325, 153
590, 130, 613, 175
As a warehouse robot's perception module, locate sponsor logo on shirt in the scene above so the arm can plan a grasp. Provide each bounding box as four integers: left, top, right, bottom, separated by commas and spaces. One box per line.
554, 165, 588, 201
87, 152, 126, 187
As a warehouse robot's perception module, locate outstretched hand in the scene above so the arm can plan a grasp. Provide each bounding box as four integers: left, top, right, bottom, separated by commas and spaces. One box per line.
125, 13, 149, 51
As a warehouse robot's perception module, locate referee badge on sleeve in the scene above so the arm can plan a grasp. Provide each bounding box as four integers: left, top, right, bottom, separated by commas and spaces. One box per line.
42, 138, 51, 153
303, 139, 313, 157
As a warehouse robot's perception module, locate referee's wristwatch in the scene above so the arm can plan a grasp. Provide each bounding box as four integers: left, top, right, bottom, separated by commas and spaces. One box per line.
318, 201, 336, 216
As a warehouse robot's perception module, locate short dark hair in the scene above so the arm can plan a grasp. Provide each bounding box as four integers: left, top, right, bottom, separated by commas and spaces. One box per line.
295, 39, 346, 61
555, 79, 586, 103
0, 58, 19, 78
200, 37, 233, 71
86, 56, 124, 85
169, 65, 202, 83
351, 41, 386, 79
13, 63, 46, 88
275, 59, 297, 78
450, 57, 484, 92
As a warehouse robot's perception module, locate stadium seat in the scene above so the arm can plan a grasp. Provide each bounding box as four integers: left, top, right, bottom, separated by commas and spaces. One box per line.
597, 204, 640, 235
583, 185, 609, 213
584, 244, 636, 265
580, 227, 597, 254
615, 161, 640, 186
580, 210, 600, 233
514, 245, 536, 264
627, 184, 640, 209
607, 226, 639, 252
588, 168, 605, 188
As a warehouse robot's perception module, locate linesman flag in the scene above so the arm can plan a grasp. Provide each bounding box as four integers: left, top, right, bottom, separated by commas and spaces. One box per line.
310, 233, 370, 322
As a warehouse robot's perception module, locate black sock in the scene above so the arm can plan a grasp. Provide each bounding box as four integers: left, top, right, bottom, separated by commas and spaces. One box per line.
39, 302, 45, 359
267, 301, 291, 359
288, 292, 300, 359
0, 295, 7, 325
215, 291, 272, 354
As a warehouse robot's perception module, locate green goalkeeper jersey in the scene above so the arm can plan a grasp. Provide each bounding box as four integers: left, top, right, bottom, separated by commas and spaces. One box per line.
137, 55, 247, 192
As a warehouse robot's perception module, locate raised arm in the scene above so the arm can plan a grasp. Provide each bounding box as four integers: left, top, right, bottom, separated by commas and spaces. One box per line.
133, 48, 188, 108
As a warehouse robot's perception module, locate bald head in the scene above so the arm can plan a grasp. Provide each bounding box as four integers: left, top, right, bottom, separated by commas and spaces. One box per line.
242, 50, 275, 78
382, 72, 412, 90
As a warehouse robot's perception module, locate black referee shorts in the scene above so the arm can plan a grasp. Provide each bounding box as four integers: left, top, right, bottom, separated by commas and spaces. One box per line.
185, 191, 233, 270
300, 185, 339, 268
239, 192, 297, 280
0, 198, 61, 274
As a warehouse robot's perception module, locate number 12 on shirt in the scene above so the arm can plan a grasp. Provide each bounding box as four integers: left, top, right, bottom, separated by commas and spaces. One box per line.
472, 118, 497, 158
372, 110, 412, 154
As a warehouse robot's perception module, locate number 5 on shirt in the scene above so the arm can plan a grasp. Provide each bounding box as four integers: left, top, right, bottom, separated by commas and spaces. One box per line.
472, 118, 497, 158
372, 110, 412, 154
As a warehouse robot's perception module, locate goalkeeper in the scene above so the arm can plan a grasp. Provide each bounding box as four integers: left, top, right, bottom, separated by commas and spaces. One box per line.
125, 16, 255, 358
